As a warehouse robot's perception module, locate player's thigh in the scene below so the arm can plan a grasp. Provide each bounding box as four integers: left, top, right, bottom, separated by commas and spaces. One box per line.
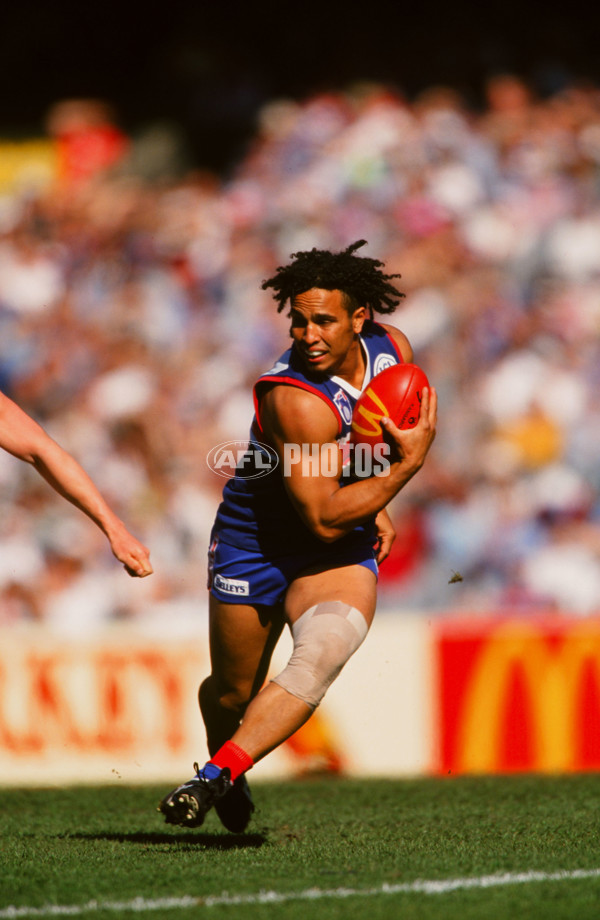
283, 562, 377, 628
208, 593, 284, 695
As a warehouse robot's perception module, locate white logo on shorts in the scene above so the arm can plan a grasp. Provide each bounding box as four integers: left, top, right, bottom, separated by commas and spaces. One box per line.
214, 574, 250, 596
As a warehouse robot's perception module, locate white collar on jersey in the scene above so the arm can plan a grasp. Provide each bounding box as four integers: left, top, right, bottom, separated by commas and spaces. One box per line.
329, 334, 370, 398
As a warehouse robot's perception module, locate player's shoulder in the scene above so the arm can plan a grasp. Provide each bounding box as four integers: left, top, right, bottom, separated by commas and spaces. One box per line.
260, 382, 339, 440
372, 321, 413, 363
261, 381, 332, 415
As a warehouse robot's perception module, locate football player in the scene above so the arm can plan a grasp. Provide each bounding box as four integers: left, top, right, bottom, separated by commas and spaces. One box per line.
160, 241, 436, 831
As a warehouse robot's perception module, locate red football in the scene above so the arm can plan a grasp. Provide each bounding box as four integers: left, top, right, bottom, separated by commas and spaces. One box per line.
350, 363, 430, 448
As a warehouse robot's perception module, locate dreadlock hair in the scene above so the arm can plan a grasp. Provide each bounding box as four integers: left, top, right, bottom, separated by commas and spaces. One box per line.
261, 240, 404, 317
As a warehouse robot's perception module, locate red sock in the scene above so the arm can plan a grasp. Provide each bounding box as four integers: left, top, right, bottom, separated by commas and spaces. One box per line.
209, 740, 254, 782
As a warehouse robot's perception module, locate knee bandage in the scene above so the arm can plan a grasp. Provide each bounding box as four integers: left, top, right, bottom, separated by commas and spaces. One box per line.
271, 601, 369, 710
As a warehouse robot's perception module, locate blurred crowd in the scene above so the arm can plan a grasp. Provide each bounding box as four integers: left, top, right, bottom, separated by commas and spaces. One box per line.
2, 75, 600, 630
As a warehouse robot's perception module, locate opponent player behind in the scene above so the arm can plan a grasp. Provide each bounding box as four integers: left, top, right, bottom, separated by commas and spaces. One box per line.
0, 390, 153, 577
159, 240, 437, 831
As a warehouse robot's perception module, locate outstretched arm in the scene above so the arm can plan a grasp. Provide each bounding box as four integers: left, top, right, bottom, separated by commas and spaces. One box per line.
0, 392, 153, 577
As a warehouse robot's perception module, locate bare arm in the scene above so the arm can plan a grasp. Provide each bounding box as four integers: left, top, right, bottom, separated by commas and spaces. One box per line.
260, 383, 437, 543
0, 392, 153, 577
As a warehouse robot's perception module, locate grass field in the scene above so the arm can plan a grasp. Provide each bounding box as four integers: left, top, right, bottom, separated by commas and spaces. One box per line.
2, 774, 600, 919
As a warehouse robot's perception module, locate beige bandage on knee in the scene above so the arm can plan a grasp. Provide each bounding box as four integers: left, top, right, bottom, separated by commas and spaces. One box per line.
271, 601, 369, 709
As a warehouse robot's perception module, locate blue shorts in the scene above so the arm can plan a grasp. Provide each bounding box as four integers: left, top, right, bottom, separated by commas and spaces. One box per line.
208, 535, 378, 605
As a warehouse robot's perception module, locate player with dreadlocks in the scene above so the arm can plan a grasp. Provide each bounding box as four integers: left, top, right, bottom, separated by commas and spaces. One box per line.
263, 240, 403, 315
159, 240, 437, 832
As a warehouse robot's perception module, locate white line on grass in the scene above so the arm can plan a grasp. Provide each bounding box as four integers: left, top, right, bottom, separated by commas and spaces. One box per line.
2, 868, 600, 917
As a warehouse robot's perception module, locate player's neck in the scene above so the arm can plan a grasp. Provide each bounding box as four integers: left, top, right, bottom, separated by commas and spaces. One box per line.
333, 337, 366, 389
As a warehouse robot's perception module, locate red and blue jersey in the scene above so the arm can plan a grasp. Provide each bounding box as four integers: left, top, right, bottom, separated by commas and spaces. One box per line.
212, 320, 402, 556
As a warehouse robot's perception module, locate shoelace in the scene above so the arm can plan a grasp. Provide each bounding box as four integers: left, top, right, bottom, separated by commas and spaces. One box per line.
193, 760, 223, 782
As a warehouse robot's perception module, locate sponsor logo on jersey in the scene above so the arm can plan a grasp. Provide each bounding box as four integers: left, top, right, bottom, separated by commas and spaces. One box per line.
373, 353, 397, 376
333, 388, 353, 425
214, 574, 250, 596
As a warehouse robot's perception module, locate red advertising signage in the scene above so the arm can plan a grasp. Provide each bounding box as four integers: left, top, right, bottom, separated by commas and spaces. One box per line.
436, 617, 600, 774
